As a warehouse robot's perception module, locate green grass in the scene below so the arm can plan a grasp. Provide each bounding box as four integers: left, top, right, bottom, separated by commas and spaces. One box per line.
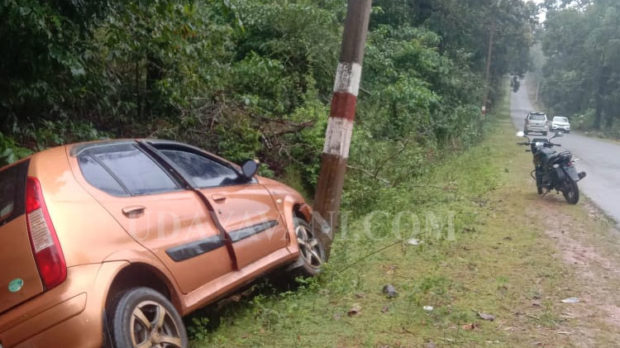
188, 89, 579, 347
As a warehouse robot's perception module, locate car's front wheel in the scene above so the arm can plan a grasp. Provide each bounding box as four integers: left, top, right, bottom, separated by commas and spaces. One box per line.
289, 217, 326, 277
109, 287, 187, 348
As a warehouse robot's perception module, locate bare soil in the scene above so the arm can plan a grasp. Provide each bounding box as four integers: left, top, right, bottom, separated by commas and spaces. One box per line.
532, 195, 620, 346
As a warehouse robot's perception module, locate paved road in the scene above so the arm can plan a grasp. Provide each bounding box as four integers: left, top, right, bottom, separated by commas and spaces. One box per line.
510, 82, 620, 224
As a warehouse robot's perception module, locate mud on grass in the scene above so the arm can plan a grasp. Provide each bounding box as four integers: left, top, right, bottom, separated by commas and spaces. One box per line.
188, 97, 611, 347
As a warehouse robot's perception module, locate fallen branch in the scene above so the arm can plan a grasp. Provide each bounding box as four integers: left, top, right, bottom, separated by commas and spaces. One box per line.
336, 240, 402, 273
346, 165, 391, 185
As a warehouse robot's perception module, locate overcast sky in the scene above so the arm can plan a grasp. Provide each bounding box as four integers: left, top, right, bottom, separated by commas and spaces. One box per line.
525, 0, 546, 22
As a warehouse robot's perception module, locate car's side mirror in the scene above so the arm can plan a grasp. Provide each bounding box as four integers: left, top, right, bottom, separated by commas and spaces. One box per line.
240, 159, 259, 180
516, 131, 525, 137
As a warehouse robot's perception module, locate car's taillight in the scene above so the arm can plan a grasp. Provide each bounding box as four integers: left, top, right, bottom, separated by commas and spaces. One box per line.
25, 177, 66, 289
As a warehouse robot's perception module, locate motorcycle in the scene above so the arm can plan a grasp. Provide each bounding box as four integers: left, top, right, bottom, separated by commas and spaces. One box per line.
516, 131, 587, 204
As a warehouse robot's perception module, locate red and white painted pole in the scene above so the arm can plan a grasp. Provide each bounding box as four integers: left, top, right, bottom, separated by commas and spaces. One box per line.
314, 0, 372, 255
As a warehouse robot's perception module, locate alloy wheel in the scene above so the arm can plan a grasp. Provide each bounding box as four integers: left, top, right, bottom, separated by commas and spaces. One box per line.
130, 300, 183, 348
295, 224, 323, 269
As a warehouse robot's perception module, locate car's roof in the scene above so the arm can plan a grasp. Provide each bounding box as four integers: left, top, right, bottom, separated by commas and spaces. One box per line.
68, 139, 135, 156
67, 138, 240, 170
2, 139, 234, 172
68, 138, 204, 156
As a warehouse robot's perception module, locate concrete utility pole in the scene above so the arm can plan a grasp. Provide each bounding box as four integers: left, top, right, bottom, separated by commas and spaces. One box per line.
314, 0, 372, 252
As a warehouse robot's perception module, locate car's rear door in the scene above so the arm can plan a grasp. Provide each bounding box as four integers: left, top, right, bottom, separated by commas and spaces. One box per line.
149, 143, 289, 269
0, 160, 45, 314
72, 142, 235, 294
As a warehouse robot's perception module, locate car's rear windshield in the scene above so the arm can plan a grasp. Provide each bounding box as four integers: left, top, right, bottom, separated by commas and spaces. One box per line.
529, 114, 546, 121
554, 117, 568, 122
0, 160, 29, 226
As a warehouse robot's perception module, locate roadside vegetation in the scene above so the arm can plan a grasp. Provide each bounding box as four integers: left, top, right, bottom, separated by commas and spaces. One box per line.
536, 0, 620, 139
1, 0, 535, 197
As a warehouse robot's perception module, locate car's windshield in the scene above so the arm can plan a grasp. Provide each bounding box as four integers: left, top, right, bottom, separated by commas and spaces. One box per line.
529, 114, 546, 121
554, 117, 568, 123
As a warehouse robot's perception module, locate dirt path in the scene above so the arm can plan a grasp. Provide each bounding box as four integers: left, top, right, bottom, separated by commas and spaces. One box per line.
529, 195, 620, 347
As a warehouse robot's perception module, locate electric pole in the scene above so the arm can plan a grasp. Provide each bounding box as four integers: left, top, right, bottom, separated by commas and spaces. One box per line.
313, 0, 372, 255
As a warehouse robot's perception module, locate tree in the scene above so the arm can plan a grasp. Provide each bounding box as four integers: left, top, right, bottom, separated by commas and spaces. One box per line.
541, 0, 620, 130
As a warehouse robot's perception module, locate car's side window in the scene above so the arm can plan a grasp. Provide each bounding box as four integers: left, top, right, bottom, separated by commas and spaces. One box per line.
158, 149, 241, 188
78, 155, 128, 196
79, 143, 179, 196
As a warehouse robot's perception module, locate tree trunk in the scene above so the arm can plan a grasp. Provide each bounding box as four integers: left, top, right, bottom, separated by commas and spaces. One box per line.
136, 61, 142, 121
593, 66, 608, 130
605, 108, 614, 129
146, 53, 163, 117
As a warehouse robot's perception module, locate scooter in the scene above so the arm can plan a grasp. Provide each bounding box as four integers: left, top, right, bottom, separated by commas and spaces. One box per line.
516, 131, 586, 204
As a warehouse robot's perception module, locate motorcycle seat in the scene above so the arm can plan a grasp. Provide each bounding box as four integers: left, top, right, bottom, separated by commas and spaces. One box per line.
545, 151, 572, 166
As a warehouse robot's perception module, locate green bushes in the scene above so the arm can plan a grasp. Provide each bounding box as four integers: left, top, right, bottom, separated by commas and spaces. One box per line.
0, 133, 32, 166
540, 1, 620, 133
1, 0, 533, 195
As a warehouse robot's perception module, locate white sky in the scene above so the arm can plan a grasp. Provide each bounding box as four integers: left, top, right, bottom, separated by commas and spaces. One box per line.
525, 0, 547, 22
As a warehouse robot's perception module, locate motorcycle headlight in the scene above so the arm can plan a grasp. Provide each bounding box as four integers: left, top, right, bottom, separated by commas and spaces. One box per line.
553, 164, 560, 168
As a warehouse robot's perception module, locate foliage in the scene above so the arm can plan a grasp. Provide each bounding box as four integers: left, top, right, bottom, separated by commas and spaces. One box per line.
540, 0, 620, 135
0, 133, 32, 166
0, 0, 106, 127
0, 0, 534, 196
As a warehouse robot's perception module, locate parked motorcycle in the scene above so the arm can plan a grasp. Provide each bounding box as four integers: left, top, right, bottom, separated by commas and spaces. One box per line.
516, 131, 587, 204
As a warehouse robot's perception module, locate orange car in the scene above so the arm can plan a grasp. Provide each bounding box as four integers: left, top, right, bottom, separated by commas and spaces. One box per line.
0, 139, 326, 348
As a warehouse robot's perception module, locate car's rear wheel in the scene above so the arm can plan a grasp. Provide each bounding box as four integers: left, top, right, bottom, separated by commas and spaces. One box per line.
109, 287, 187, 348
290, 217, 326, 277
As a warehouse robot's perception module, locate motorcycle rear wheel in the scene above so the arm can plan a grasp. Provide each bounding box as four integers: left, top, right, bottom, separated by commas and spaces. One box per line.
562, 179, 579, 204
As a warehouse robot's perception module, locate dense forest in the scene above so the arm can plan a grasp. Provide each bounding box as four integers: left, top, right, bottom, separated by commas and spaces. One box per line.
0, 0, 536, 207
539, 0, 620, 136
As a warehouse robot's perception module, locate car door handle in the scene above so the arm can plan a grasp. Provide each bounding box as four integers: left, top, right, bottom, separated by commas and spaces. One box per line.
211, 194, 227, 202
122, 205, 146, 218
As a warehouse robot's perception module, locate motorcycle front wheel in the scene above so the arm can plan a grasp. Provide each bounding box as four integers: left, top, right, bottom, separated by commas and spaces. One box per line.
562, 179, 580, 204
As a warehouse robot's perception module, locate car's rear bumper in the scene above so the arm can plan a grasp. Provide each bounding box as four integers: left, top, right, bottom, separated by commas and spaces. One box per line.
526, 125, 548, 132
551, 125, 570, 131
0, 262, 127, 348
